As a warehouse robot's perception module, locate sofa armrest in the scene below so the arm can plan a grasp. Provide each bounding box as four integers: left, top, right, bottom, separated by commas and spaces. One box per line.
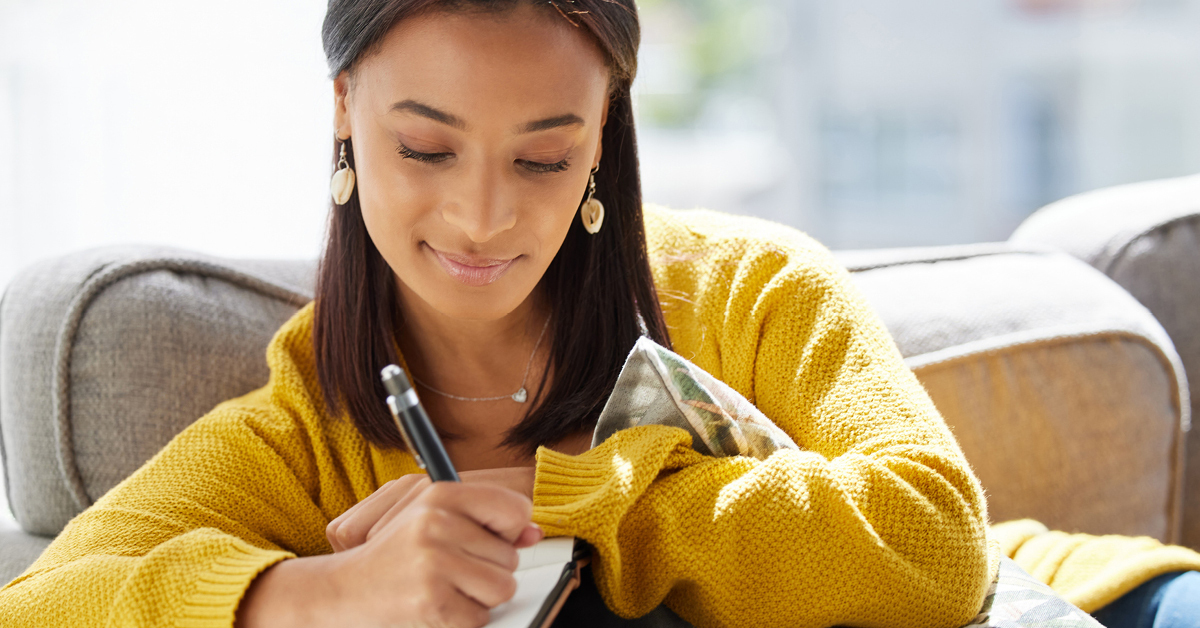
1012, 174, 1200, 549
0, 246, 315, 538
837, 243, 1189, 544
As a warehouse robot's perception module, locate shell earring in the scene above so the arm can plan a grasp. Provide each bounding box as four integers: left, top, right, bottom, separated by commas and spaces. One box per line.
580, 167, 605, 234
330, 137, 356, 205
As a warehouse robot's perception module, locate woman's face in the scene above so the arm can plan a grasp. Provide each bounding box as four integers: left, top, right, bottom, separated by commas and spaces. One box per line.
334, 5, 611, 322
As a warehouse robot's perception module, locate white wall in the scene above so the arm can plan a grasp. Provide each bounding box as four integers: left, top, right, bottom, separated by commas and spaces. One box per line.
0, 0, 335, 299
0, 0, 336, 520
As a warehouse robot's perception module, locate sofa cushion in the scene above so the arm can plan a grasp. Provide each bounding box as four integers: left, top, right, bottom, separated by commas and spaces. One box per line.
0, 247, 314, 536
837, 244, 1189, 544
0, 517, 52, 586
1011, 173, 1200, 549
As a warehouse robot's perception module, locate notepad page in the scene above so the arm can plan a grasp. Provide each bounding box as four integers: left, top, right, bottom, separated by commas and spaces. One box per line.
486, 537, 576, 628
515, 536, 575, 571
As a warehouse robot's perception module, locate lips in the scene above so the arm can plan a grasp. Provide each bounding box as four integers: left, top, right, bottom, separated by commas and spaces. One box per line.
428, 246, 518, 287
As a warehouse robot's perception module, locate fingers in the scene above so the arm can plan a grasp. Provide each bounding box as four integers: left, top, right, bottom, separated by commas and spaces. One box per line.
327, 475, 431, 552
364, 482, 441, 547
421, 482, 534, 545
406, 510, 521, 610
410, 506, 523, 571
440, 543, 520, 609
364, 484, 539, 550
371, 507, 522, 612
330, 476, 536, 555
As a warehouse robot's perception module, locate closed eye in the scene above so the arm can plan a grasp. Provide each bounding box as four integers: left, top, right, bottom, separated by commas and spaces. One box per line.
397, 140, 569, 173
396, 142, 453, 163
518, 158, 571, 174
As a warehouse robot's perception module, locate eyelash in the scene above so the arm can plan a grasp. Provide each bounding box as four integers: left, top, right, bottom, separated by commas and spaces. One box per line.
395, 142, 570, 174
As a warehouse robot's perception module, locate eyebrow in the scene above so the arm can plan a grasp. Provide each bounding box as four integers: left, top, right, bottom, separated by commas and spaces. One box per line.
390, 99, 467, 130
518, 113, 585, 134
388, 99, 585, 134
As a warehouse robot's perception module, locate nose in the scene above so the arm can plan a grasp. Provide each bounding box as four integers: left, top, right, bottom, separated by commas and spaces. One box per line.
439, 164, 517, 243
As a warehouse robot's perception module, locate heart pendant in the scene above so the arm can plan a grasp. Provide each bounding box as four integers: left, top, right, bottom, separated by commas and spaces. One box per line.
511, 388, 528, 403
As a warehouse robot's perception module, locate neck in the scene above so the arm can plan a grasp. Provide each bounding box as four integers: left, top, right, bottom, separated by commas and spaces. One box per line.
393, 281, 551, 401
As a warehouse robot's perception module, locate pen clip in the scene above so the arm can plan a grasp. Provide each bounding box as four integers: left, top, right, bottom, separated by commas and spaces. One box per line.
386, 395, 426, 470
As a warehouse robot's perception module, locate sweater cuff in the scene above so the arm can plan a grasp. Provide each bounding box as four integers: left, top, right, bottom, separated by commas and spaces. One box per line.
531, 425, 695, 537
177, 540, 293, 628
532, 446, 615, 535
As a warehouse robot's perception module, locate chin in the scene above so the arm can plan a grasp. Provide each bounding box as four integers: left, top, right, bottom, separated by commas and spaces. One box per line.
438, 297, 528, 322
419, 278, 536, 322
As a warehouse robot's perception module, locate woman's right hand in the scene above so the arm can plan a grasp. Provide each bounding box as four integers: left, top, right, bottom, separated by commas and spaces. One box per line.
236, 481, 540, 628
326, 468, 540, 553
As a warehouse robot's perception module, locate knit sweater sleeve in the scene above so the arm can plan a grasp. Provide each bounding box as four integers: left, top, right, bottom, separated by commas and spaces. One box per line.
0, 305, 380, 627
530, 209, 998, 628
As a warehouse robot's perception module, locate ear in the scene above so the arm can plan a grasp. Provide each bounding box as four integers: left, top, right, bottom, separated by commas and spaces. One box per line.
333, 71, 353, 139
591, 95, 610, 170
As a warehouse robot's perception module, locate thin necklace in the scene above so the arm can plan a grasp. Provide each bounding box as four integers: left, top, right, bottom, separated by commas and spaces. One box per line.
409, 315, 551, 403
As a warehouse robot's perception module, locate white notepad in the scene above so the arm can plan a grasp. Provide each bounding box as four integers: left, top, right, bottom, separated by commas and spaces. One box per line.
486, 537, 581, 628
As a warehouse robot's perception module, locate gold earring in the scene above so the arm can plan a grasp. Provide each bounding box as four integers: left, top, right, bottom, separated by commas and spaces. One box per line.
580, 167, 604, 234
330, 137, 356, 205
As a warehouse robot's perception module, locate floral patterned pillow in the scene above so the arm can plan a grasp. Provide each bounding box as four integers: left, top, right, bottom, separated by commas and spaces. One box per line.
965, 558, 1104, 628
591, 337, 798, 458
594, 337, 1103, 628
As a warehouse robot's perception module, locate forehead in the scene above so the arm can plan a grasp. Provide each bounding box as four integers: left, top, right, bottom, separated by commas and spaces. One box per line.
352, 5, 611, 123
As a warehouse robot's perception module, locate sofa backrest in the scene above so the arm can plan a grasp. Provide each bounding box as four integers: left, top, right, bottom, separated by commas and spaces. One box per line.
0, 247, 314, 536
1012, 173, 1200, 549
839, 244, 1190, 545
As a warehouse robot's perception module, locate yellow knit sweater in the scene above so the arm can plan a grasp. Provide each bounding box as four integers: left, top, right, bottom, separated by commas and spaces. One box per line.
0, 207, 998, 627
991, 520, 1200, 613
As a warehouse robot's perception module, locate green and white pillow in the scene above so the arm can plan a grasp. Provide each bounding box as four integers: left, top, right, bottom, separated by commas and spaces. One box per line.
964, 559, 1103, 628
595, 337, 1103, 628
591, 337, 799, 458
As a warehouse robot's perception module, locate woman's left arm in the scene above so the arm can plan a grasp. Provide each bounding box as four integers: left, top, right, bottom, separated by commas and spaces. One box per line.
531, 244, 997, 628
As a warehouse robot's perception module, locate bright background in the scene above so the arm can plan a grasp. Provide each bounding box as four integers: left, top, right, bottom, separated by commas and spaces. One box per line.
2, 0, 1200, 517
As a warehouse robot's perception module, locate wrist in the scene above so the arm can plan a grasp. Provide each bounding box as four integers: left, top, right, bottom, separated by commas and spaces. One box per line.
236, 553, 340, 628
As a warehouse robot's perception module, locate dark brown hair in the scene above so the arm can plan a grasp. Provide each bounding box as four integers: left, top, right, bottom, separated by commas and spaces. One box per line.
315, 0, 670, 455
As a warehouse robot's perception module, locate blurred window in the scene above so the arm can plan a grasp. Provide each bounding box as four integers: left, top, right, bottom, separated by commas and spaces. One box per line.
636, 0, 1200, 247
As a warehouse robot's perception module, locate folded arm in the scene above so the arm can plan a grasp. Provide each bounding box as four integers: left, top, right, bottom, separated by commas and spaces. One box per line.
531, 236, 996, 628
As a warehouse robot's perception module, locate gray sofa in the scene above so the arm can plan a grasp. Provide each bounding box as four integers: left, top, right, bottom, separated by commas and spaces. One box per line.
1, 175, 1197, 594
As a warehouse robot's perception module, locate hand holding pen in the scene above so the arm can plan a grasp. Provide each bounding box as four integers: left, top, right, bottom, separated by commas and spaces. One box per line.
324, 364, 540, 552
271, 365, 542, 628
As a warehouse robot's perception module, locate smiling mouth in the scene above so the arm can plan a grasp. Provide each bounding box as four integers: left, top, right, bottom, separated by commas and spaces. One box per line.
427, 246, 518, 287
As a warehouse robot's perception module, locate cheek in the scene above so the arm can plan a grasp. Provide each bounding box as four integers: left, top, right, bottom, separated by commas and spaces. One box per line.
535, 178, 584, 225
519, 175, 587, 260
353, 138, 428, 255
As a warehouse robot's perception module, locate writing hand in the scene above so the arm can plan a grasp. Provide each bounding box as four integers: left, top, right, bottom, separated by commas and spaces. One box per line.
327, 467, 540, 552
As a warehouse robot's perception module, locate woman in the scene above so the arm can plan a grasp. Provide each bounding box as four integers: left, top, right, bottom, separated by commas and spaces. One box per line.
1, 1, 1186, 626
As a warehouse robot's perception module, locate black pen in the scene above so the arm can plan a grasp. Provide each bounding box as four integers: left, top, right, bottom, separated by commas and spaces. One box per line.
381, 365, 461, 482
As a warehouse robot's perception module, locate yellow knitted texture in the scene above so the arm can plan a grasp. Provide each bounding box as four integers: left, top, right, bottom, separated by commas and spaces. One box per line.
991, 519, 1200, 613
0, 207, 997, 627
